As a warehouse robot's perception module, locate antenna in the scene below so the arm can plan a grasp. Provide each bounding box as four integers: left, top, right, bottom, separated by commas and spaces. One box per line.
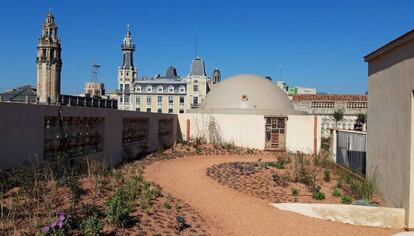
279, 65, 282, 81
91, 60, 101, 82
195, 25, 198, 58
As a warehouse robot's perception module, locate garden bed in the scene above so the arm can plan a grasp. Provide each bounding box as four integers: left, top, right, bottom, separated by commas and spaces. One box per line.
206, 153, 384, 206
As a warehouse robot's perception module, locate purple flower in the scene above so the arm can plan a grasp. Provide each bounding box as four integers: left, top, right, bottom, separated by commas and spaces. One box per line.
50, 221, 57, 228
58, 214, 65, 222
41, 226, 50, 233
57, 221, 64, 228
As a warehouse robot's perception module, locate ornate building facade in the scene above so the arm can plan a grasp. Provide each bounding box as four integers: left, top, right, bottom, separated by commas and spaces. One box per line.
36, 12, 62, 104
114, 27, 219, 113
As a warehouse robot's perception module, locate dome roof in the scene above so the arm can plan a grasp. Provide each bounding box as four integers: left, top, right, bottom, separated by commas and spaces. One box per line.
198, 74, 303, 115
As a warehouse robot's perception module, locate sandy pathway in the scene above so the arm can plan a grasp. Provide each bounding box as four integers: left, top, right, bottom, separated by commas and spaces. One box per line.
145, 155, 401, 236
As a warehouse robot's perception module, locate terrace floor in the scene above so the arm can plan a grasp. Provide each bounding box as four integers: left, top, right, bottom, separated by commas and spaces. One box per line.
145, 155, 402, 236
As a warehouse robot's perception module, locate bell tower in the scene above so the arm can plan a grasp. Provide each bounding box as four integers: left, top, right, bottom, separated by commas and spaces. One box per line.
117, 25, 137, 110
36, 11, 62, 104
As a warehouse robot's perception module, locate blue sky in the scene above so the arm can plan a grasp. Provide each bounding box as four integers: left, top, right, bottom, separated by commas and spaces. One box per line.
0, 0, 413, 95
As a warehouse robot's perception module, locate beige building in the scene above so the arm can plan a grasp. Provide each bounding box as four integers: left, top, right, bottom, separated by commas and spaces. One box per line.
365, 29, 414, 228
113, 27, 216, 114
36, 12, 62, 104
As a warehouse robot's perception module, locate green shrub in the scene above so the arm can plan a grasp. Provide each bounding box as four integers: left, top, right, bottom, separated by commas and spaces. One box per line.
312, 191, 325, 200
341, 195, 352, 204
332, 188, 341, 197
291, 187, 299, 196
323, 169, 331, 182
125, 175, 143, 201
81, 215, 103, 236
81, 204, 102, 217
105, 189, 130, 227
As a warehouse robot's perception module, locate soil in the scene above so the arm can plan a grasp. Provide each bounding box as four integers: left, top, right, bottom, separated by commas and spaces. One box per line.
145, 155, 401, 236
206, 161, 384, 205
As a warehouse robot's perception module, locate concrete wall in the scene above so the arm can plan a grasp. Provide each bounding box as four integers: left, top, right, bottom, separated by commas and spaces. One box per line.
367, 39, 414, 227
0, 102, 178, 169
286, 115, 322, 154
178, 113, 320, 153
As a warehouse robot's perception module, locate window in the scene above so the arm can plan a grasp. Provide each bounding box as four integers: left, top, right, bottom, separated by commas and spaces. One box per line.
193, 84, 198, 92
146, 85, 152, 92
146, 108, 151, 112
157, 108, 162, 113
146, 96, 151, 105
179, 86, 185, 93
124, 95, 130, 104
136, 85, 141, 92
136, 108, 140, 112
179, 96, 185, 105
126, 72, 129, 76
179, 109, 184, 114
168, 86, 174, 93
168, 108, 173, 114
157, 86, 163, 93
168, 96, 173, 105
119, 96, 123, 103
120, 84, 123, 92
193, 97, 198, 105
157, 96, 163, 106
136, 96, 140, 105
125, 84, 130, 92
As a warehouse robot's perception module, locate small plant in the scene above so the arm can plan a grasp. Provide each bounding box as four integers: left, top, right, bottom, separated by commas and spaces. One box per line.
341, 195, 352, 204
39, 213, 68, 236
195, 147, 202, 155
291, 187, 299, 196
312, 191, 325, 200
339, 171, 378, 201
163, 201, 171, 209
323, 169, 331, 182
332, 188, 341, 197
272, 173, 290, 187
81, 215, 103, 236
81, 204, 103, 217
105, 189, 130, 227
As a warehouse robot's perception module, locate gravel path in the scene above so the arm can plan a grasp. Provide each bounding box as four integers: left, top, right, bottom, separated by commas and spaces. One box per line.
144, 155, 401, 236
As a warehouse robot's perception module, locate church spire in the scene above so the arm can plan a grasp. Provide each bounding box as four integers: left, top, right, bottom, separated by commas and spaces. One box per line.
121, 24, 135, 69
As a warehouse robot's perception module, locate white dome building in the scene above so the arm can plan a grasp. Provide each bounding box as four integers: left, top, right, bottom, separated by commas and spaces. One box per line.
198, 74, 303, 116
179, 74, 320, 152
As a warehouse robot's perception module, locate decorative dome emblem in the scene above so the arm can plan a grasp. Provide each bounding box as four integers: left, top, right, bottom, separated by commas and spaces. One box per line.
241, 95, 249, 101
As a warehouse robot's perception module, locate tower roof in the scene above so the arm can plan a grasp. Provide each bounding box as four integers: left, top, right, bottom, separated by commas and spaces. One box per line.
189, 57, 206, 76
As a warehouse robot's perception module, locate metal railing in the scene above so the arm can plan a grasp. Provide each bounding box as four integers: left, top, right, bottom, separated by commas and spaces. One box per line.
336, 130, 367, 177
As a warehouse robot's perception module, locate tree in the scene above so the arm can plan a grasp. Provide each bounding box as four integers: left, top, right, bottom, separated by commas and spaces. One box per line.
332, 109, 344, 128
356, 113, 367, 124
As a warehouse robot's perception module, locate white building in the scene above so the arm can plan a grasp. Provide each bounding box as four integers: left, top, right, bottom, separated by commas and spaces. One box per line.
179, 74, 322, 153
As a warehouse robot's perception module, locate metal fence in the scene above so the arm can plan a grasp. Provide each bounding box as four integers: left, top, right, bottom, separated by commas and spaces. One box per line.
336, 130, 367, 177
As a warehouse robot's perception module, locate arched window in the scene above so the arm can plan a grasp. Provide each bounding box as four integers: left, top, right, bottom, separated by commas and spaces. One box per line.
179, 86, 185, 93
168, 86, 174, 93
157, 85, 164, 93
135, 85, 141, 92
146, 85, 152, 92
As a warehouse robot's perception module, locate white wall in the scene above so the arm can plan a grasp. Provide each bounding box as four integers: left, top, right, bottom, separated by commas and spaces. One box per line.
286, 115, 321, 154
178, 113, 266, 149
178, 113, 321, 153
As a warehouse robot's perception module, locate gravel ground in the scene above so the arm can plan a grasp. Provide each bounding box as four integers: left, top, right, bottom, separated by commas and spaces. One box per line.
144, 155, 402, 236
